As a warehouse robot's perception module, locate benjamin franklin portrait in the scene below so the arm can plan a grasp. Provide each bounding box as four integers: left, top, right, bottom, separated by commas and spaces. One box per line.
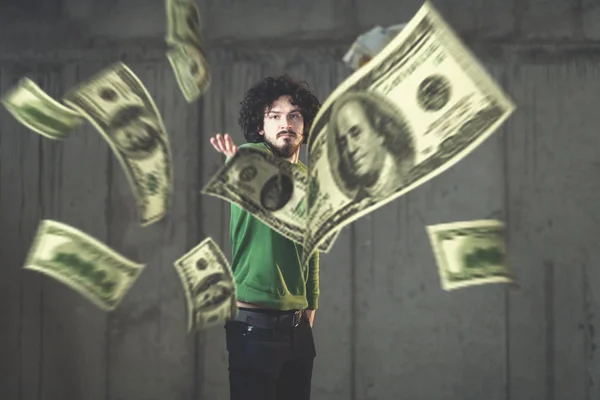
260, 173, 294, 212
327, 90, 416, 200
107, 105, 161, 160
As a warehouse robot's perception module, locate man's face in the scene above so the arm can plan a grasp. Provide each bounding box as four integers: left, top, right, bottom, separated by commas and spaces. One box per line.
260, 95, 304, 159
336, 100, 384, 179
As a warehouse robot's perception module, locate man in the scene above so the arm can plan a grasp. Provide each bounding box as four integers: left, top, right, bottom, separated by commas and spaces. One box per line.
327, 90, 417, 201
209, 75, 321, 400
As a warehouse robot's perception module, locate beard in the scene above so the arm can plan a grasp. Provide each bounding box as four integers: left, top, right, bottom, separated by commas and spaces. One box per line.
265, 132, 301, 159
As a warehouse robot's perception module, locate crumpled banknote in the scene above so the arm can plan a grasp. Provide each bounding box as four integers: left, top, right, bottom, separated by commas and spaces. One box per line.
342, 23, 407, 70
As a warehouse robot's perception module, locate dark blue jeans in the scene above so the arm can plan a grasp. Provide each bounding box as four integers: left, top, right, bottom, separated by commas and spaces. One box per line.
224, 311, 316, 400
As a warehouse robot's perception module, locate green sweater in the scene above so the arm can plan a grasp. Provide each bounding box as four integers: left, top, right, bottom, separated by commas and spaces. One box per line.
228, 142, 319, 310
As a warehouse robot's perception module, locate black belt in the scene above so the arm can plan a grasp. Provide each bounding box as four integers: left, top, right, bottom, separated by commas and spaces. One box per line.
234, 309, 304, 329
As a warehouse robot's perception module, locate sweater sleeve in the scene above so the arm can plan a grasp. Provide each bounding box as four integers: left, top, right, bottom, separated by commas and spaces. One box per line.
306, 250, 320, 309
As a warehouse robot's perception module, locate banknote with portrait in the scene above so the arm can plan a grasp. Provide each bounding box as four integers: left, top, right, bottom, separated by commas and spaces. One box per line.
63, 62, 174, 226
301, 1, 516, 264
202, 147, 339, 253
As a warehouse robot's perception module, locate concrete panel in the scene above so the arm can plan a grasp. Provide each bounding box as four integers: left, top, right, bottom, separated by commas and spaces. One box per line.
104, 62, 199, 399
1, 0, 62, 21
505, 61, 600, 400
582, 0, 600, 40
38, 62, 110, 400
0, 3, 79, 50
201, 0, 356, 42
355, 0, 514, 40
53, 0, 358, 43
310, 228, 353, 400
62, 0, 98, 20
519, 0, 583, 39
84, 0, 167, 40
20, 68, 60, 400
0, 65, 45, 400
502, 65, 547, 400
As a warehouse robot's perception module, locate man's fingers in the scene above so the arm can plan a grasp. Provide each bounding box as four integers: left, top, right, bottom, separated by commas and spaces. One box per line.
224, 134, 233, 154
209, 137, 222, 152
211, 137, 225, 153
215, 133, 224, 148
210, 133, 237, 157
211, 133, 227, 153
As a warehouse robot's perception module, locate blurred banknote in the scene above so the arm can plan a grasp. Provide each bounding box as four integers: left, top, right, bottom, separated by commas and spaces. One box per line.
1, 78, 84, 140
302, 1, 516, 266
165, 0, 211, 101
63, 62, 173, 226
343, 23, 407, 70
426, 220, 514, 290
202, 147, 339, 253
174, 237, 237, 331
24, 220, 145, 310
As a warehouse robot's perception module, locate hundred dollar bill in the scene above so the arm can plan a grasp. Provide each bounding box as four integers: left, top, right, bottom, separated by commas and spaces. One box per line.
165, 0, 211, 101
426, 220, 513, 290
174, 237, 237, 331
202, 147, 338, 253
63, 62, 173, 226
166, 45, 210, 102
302, 1, 516, 266
343, 23, 407, 70
24, 220, 145, 310
1, 77, 84, 140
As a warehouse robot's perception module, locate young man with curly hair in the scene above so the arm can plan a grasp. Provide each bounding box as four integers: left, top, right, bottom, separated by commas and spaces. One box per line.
209, 75, 322, 400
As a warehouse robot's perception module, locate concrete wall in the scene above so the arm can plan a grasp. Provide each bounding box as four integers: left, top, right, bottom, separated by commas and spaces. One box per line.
1, 0, 599, 399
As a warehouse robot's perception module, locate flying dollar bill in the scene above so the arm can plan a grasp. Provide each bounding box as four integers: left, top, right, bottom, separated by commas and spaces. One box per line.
63, 62, 173, 226
301, 1, 516, 266
165, 0, 211, 102
24, 220, 145, 310
166, 45, 210, 102
426, 220, 513, 290
343, 23, 407, 70
1, 77, 84, 140
201, 147, 339, 253
174, 237, 237, 332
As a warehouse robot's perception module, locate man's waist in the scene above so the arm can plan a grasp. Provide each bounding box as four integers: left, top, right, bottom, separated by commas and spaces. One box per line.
234, 307, 305, 329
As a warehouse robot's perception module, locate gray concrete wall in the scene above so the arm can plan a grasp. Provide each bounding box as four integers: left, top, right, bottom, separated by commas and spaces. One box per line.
0, 0, 599, 399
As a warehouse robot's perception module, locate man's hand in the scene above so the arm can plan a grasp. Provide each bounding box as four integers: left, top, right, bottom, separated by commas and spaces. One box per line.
305, 309, 315, 327
209, 133, 238, 158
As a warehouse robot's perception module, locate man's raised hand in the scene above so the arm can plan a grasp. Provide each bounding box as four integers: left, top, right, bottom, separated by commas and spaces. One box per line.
209, 133, 238, 158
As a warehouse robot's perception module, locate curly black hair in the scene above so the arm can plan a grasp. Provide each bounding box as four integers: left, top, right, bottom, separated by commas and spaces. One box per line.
238, 75, 321, 144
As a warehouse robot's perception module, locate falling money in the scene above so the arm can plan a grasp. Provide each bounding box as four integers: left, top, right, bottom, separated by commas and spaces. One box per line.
24, 220, 145, 310
165, 0, 211, 102
202, 147, 339, 253
173, 237, 237, 332
426, 220, 514, 290
301, 1, 516, 266
63, 62, 173, 226
1, 77, 84, 140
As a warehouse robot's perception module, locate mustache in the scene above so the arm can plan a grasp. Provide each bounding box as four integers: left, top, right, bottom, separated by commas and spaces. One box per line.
277, 130, 297, 138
